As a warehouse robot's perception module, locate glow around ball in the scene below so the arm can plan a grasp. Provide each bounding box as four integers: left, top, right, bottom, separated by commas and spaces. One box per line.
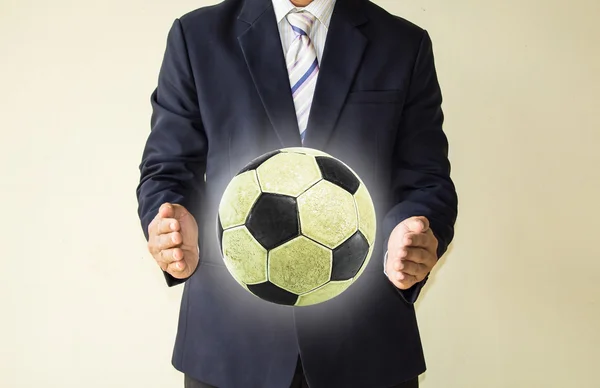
217, 147, 376, 306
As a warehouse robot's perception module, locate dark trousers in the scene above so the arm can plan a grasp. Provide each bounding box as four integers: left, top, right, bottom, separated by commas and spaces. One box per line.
184, 357, 419, 388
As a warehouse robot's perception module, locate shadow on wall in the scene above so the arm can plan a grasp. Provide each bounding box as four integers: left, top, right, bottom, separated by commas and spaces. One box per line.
413, 221, 459, 386
416, 229, 457, 304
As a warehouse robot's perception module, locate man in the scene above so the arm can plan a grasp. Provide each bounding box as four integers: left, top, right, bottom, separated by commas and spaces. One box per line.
136, 0, 458, 386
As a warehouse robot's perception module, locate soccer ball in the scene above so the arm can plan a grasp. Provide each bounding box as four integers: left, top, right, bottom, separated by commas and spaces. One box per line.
217, 147, 376, 306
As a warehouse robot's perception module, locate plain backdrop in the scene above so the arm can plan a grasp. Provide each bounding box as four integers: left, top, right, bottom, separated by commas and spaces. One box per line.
1, 0, 599, 387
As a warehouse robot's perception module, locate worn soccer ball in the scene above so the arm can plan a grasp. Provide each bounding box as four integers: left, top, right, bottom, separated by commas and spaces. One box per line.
217, 147, 376, 306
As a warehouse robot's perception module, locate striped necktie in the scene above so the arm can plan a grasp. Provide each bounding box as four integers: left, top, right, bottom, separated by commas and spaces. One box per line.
285, 11, 319, 143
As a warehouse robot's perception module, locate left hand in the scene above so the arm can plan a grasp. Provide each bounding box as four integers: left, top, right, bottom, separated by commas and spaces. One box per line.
386, 216, 438, 290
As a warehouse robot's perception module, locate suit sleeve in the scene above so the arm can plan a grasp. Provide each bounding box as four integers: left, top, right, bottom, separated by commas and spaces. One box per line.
382, 30, 458, 303
136, 18, 208, 287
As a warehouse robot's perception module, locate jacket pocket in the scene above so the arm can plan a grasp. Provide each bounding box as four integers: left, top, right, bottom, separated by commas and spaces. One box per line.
345, 90, 403, 104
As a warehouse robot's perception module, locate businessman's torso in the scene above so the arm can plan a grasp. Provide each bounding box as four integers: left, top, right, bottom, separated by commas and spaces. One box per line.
166, 1, 430, 386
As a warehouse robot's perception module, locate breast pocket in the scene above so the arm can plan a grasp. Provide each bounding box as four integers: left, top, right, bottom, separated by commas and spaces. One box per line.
326, 90, 405, 193
345, 90, 404, 104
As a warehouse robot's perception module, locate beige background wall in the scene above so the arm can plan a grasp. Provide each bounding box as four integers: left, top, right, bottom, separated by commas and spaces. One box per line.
1, 0, 598, 387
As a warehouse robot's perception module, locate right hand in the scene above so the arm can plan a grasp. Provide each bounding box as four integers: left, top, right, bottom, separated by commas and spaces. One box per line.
147, 203, 199, 279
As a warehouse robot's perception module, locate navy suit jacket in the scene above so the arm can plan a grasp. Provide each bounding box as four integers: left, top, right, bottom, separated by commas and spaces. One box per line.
136, 0, 458, 387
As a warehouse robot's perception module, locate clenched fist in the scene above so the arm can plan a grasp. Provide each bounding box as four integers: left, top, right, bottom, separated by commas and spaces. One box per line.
147, 203, 199, 279
386, 216, 438, 290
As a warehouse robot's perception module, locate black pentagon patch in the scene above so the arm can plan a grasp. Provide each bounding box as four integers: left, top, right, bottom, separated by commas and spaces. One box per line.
238, 150, 281, 175
331, 231, 369, 281
217, 214, 224, 251
315, 156, 360, 194
246, 194, 299, 250
247, 282, 299, 306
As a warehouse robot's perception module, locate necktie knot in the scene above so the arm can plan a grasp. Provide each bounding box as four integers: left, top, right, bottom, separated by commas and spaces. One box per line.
286, 11, 317, 37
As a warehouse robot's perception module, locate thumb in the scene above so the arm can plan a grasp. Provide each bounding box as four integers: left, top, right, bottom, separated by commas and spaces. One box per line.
401, 216, 430, 234
170, 204, 190, 220
159, 203, 190, 219
158, 203, 175, 218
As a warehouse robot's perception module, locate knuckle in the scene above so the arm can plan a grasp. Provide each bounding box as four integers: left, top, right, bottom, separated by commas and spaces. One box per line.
408, 261, 417, 273
412, 263, 420, 275
400, 248, 409, 259
163, 248, 174, 262
156, 249, 165, 262
161, 234, 172, 249
148, 239, 159, 254
173, 232, 182, 244
155, 235, 164, 250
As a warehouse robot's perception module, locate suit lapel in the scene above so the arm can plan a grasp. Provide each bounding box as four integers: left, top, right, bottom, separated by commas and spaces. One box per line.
302, 0, 369, 150
238, 0, 302, 148
237, 0, 369, 150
